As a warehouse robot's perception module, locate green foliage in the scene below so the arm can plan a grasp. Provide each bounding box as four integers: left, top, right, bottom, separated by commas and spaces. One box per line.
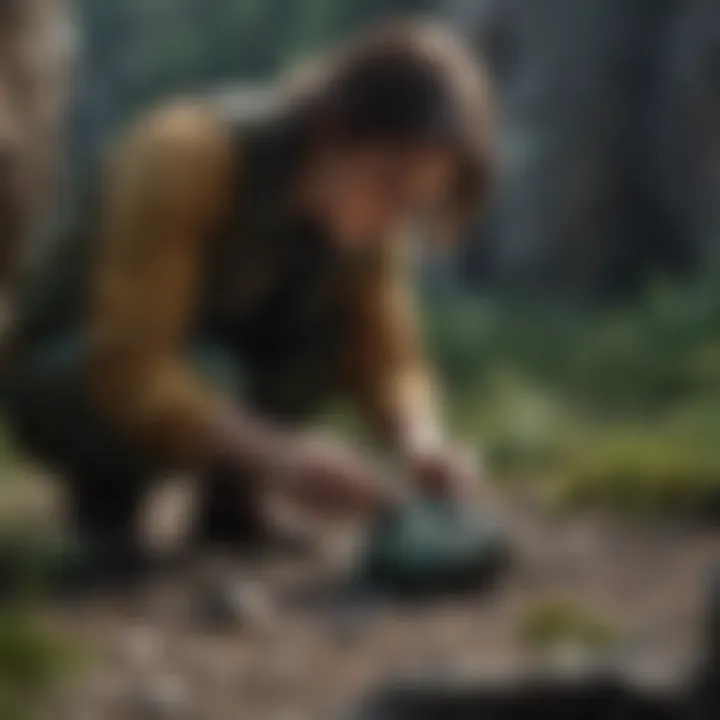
553, 407, 720, 514
521, 598, 622, 652
428, 270, 720, 512
0, 520, 86, 720
74, 0, 435, 165
0, 524, 87, 720
0, 607, 83, 720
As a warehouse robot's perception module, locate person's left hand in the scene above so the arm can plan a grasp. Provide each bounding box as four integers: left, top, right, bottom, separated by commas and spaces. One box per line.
402, 441, 484, 499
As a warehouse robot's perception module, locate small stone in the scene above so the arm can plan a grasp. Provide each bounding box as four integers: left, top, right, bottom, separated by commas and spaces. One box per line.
136, 676, 191, 719
199, 577, 276, 632
328, 600, 374, 648
240, 646, 309, 700
271, 713, 302, 720
119, 626, 160, 670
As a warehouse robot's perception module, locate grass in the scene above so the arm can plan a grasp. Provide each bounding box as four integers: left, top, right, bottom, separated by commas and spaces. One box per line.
520, 598, 623, 652
0, 460, 83, 719
0, 515, 86, 719
427, 270, 720, 513
0, 606, 84, 720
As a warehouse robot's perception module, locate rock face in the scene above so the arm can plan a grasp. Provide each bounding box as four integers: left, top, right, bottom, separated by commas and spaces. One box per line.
655, 1, 720, 271
452, 0, 720, 296
0, 0, 76, 290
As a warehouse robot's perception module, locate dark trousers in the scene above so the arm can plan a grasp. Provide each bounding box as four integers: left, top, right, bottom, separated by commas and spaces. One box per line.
3, 334, 336, 548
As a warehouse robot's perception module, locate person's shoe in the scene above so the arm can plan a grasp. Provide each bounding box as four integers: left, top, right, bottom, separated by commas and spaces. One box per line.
196, 467, 315, 558
196, 509, 315, 558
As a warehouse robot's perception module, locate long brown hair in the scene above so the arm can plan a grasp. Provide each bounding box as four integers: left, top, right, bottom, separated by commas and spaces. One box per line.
284, 20, 497, 240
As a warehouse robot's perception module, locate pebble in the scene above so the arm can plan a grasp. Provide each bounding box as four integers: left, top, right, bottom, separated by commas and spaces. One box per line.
136, 675, 192, 719
199, 577, 276, 633
119, 626, 161, 670
329, 604, 373, 648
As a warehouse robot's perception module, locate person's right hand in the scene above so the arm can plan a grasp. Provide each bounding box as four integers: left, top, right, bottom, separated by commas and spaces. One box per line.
265, 433, 397, 518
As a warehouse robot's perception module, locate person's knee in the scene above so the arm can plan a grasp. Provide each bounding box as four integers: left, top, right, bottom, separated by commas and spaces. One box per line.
2, 334, 139, 472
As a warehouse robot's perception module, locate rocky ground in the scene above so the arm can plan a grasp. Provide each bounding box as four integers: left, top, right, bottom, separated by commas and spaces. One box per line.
31, 478, 717, 720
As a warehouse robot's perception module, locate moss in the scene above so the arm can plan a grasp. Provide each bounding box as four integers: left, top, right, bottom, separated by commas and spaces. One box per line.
0, 607, 84, 720
520, 599, 622, 652
424, 272, 720, 514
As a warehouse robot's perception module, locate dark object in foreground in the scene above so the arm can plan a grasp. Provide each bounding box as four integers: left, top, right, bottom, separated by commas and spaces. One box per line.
691, 566, 720, 719
360, 499, 510, 597
352, 564, 720, 720
353, 673, 683, 720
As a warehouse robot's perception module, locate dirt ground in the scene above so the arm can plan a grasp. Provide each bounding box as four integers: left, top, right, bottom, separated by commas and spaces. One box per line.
27, 475, 716, 720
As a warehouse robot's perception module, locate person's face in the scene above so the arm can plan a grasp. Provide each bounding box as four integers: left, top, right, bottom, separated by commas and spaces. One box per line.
310, 143, 458, 250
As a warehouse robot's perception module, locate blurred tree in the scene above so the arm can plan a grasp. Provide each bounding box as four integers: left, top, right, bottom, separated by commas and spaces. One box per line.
455, 0, 720, 297
44, 0, 720, 297
0, 0, 76, 293
71, 0, 435, 178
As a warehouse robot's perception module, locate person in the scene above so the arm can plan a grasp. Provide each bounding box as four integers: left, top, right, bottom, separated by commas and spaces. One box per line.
2, 20, 495, 571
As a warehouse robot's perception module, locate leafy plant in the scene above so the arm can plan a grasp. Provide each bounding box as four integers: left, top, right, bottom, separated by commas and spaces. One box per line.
426, 269, 720, 512
521, 598, 622, 652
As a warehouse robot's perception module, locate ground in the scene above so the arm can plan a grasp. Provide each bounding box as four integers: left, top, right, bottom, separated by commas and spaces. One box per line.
14, 475, 712, 720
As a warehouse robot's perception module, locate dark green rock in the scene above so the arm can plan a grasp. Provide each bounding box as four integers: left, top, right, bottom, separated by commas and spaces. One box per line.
360, 499, 510, 597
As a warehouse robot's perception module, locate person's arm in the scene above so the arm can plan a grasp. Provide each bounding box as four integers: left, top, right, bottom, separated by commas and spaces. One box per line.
343, 243, 480, 497
343, 243, 442, 456
88, 101, 281, 469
